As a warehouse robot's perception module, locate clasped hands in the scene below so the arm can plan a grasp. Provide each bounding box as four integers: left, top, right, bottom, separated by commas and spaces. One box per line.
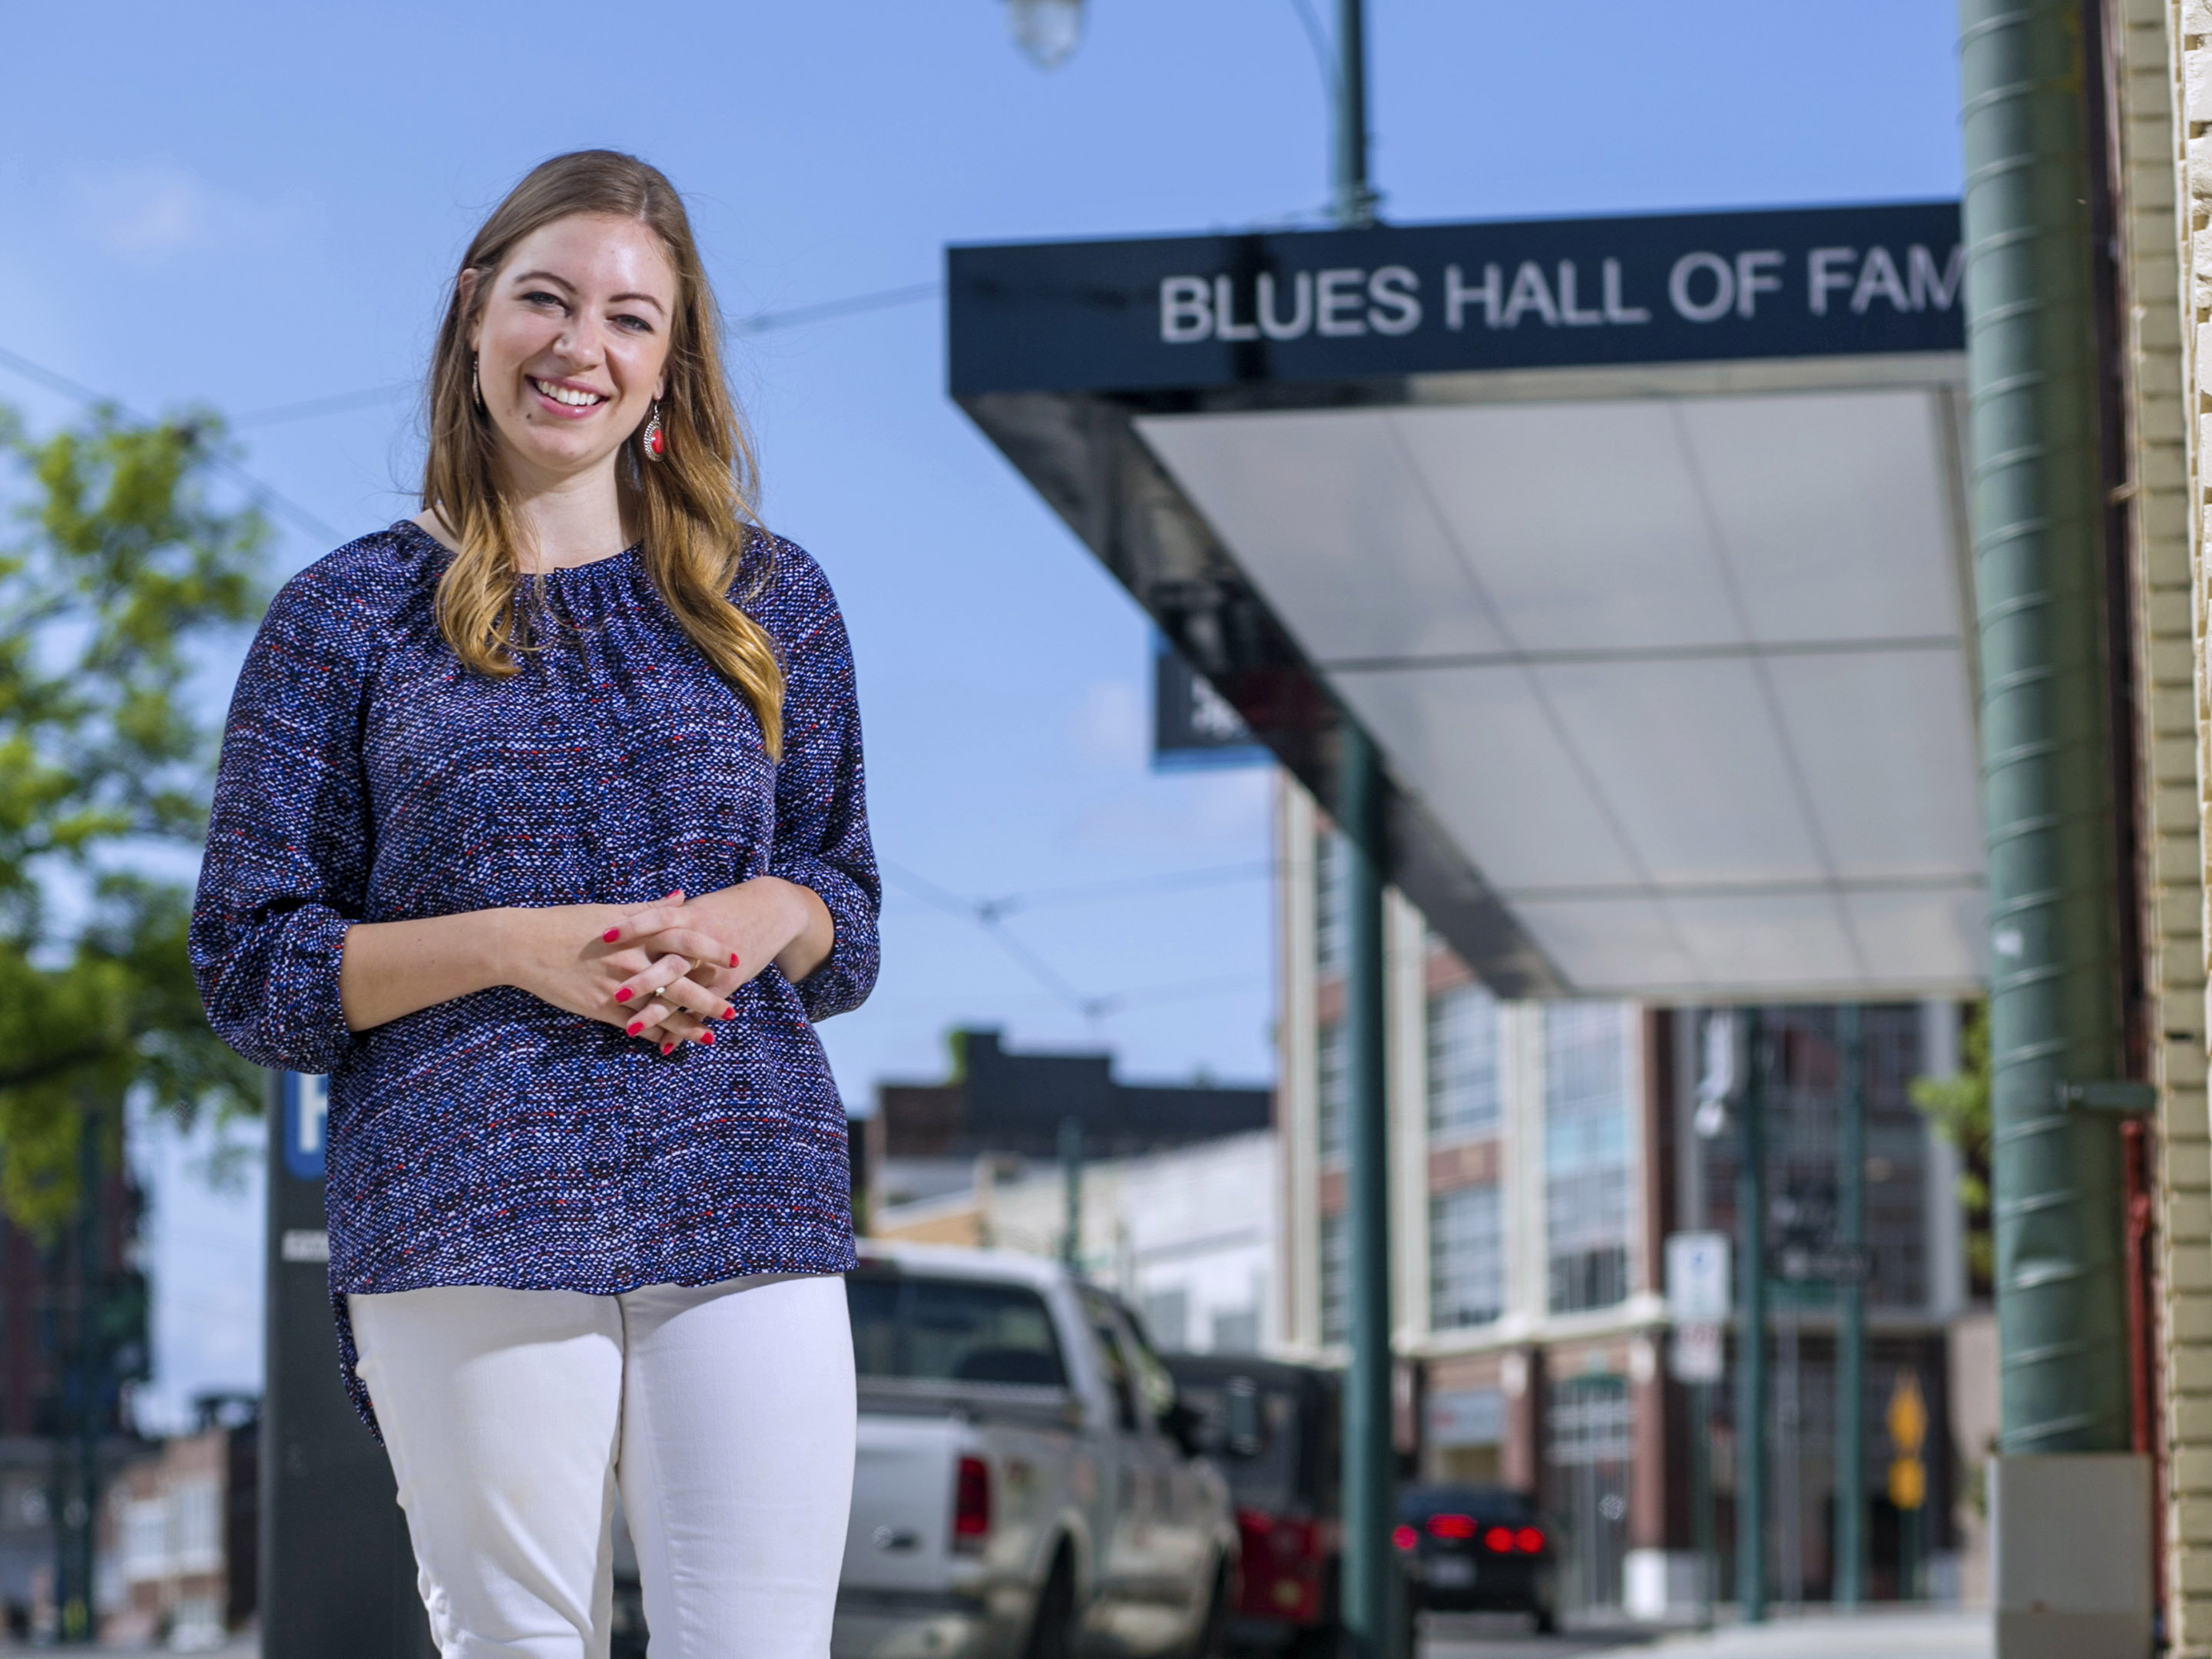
505, 879, 822, 1055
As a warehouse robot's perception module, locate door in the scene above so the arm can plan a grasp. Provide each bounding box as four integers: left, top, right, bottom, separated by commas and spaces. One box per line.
1545, 1376, 1631, 1612
1079, 1289, 1194, 1656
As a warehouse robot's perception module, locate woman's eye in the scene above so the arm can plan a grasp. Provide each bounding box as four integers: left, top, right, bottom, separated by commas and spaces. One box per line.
522, 290, 564, 309
614, 313, 654, 333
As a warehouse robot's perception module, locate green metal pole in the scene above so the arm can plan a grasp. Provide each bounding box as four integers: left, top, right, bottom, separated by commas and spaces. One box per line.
1331, 0, 1379, 229
1734, 1012, 1767, 1623
1328, 15, 1394, 1659
1956, 0, 2130, 1455
1692, 1381, 1714, 1631
1835, 1007, 1866, 1609
1337, 719, 1397, 1659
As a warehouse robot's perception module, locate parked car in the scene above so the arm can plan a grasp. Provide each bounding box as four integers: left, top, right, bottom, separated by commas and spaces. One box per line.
1393, 1484, 1556, 1632
1161, 1356, 1339, 1659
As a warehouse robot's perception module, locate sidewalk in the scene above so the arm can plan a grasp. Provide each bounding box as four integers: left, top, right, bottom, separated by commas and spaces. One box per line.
1651, 1609, 1990, 1659
1421, 1608, 1989, 1659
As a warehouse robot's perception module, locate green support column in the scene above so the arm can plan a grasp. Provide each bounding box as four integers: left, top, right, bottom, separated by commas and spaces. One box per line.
1734, 1012, 1767, 1624
1834, 1007, 1866, 1610
1956, 0, 2130, 1456
1336, 719, 1398, 1659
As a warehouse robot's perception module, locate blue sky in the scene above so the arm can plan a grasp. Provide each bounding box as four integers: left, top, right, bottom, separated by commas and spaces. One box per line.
1, 2, 1962, 1419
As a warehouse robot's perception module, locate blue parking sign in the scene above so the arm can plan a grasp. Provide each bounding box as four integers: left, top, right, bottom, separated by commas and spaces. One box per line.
280, 1072, 328, 1181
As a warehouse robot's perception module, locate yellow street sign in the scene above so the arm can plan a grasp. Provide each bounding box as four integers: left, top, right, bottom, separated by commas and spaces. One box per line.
1889, 1455, 1926, 1511
1887, 1372, 1927, 1457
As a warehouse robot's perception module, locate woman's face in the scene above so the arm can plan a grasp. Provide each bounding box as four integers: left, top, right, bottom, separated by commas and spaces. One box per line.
469, 212, 677, 484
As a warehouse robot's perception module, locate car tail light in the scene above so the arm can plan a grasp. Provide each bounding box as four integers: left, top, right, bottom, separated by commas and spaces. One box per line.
1517, 1526, 1545, 1554
1426, 1513, 1477, 1540
1483, 1525, 1516, 1553
952, 1456, 990, 1551
1392, 1525, 1417, 1551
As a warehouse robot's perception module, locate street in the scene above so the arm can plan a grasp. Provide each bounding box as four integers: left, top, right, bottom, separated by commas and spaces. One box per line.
1421, 1610, 1990, 1659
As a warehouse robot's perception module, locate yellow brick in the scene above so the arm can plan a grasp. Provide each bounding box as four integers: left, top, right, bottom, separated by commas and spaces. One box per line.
2169, 1292, 2212, 1346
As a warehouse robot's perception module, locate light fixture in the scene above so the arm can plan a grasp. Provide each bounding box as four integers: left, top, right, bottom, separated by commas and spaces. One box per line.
1005, 0, 1084, 70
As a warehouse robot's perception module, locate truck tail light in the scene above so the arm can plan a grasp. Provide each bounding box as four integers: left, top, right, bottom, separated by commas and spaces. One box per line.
1235, 1508, 1324, 1623
953, 1456, 990, 1551
1517, 1526, 1545, 1554
1426, 1513, 1477, 1540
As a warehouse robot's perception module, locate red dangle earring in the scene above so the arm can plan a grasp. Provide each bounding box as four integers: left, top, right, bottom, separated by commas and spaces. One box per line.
643, 399, 665, 461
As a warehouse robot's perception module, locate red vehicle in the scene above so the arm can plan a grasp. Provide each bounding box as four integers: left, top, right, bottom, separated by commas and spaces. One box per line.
1164, 1356, 1339, 1659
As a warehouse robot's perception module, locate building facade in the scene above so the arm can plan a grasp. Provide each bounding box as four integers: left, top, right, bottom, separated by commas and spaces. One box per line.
1273, 779, 1982, 1617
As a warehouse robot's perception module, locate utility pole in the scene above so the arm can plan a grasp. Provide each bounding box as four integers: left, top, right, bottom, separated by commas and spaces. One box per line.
1337, 718, 1396, 1659
1327, 11, 1394, 1659
1330, 0, 1379, 230
1834, 1007, 1866, 1609
1734, 1012, 1767, 1624
1058, 1117, 1084, 1271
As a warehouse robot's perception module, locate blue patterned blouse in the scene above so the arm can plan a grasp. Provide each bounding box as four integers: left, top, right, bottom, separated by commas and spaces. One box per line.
190, 519, 877, 1434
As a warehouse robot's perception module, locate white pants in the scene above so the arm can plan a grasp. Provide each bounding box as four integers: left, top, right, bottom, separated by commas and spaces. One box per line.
349, 1273, 856, 1659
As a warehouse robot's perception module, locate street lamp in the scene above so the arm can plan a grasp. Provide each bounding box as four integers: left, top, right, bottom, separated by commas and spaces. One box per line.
1005, 0, 1084, 70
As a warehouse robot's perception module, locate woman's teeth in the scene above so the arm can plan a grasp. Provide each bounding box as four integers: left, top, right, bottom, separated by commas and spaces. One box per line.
530, 378, 605, 408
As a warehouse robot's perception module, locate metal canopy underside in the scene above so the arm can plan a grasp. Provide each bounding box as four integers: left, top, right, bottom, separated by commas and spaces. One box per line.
949, 203, 1980, 1000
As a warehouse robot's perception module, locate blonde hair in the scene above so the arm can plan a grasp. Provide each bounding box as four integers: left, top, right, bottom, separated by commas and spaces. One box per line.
421, 150, 783, 757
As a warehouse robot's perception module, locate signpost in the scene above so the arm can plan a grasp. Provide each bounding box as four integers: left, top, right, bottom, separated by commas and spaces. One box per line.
263, 1072, 434, 1659
1667, 1230, 1730, 1631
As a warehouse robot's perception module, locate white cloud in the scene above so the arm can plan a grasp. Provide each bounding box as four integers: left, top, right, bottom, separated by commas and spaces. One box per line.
67, 157, 313, 261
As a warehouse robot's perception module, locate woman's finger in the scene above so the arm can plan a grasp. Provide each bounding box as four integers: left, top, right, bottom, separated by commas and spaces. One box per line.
626, 926, 739, 973
656, 973, 732, 1022
598, 891, 687, 946
612, 952, 703, 1009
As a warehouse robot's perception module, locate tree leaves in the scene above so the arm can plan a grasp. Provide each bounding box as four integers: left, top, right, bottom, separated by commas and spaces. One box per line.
0, 402, 268, 1233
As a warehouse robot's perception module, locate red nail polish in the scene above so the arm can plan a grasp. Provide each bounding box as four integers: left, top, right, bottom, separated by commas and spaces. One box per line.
603, 929, 620, 943
699, 1030, 715, 1046
615, 987, 633, 1003
728, 952, 738, 968
661, 1043, 674, 1056
627, 1021, 644, 1037
720, 1005, 734, 1021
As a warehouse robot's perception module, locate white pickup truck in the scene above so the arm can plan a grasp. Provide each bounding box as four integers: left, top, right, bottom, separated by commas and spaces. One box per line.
836, 1244, 1239, 1659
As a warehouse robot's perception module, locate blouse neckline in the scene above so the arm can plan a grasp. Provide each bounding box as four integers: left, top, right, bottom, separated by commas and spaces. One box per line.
389, 518, 645, 584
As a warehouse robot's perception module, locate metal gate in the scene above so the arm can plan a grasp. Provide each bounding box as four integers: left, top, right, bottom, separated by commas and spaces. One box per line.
1546, 1376, 1632, 1612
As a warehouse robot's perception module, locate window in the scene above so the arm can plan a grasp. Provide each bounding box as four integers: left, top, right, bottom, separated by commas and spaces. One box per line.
1429, 1184, 1504, 1329
1544, 1004, 1632, 1314
846, 1273, 1069, 1388
1315, 830, 1344, 973
1318, 1020, 1346, 1161
1320, 1211, 1350, 1346
1427, 983, 1501, 1141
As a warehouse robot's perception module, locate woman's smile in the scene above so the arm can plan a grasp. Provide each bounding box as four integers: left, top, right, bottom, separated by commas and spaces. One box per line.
527, 374, 609, 416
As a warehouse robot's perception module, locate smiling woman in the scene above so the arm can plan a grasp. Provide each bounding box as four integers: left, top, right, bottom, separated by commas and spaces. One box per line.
187, 151, 879, 1659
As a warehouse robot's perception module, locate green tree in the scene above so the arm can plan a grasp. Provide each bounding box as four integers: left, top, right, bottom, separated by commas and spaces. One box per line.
0, 402, 268, 1233
1910, 1001, 1993, 1296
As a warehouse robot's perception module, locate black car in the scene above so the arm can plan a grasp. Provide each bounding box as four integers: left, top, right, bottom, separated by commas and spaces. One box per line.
1165, 1355, 1341, 1659
1394, 1483, 1557, 1632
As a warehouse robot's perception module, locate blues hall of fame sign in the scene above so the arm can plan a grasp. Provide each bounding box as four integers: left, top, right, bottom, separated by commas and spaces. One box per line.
949, 200, 1963, 397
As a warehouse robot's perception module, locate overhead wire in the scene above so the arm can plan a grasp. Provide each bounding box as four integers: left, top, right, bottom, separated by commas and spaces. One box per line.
230, 280, 945, 429
0, 277, 945, 539
879, 859, 1271, 1026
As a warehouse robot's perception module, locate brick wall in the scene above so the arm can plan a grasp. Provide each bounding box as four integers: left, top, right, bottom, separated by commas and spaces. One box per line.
2146, 0, 2212, 1645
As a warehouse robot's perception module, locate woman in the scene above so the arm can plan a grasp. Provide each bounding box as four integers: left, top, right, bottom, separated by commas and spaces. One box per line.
190, 151, 877, 1657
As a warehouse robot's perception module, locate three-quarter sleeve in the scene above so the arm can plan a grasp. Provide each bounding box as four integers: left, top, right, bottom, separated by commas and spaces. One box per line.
764, 547, 881, 1022
189, 569, 376, 1075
